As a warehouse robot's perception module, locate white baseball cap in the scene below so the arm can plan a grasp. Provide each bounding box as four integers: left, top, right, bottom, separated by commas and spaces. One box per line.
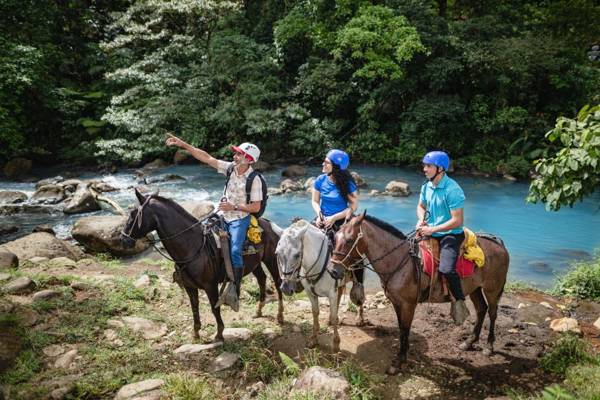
231, 142, 260, 163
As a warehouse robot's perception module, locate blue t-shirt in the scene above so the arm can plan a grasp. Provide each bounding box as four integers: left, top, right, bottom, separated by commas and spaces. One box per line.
314, 174, 357, 217
419, 174, 465, 237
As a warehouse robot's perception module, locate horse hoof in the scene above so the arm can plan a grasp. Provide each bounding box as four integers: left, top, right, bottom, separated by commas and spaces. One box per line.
277, 316, 284, 325
355, 319, 366, 327
386, 365, 401, 375
213, 335, 224, 343
253, 313, 262, 319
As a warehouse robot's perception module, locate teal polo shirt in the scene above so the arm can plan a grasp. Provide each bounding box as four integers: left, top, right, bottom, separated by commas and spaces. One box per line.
419, 174, 465, 237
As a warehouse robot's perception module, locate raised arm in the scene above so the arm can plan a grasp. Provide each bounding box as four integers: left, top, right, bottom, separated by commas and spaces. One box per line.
165, 133, 219, 170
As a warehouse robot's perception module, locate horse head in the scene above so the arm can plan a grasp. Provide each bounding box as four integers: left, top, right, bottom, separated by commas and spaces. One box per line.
331, 210, 368, 270
275, 219, 310, 295
120, 188, 159, 248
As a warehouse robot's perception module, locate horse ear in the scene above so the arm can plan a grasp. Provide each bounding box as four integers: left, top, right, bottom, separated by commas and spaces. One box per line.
134, 187, 146, 204
150, 187, 160, 197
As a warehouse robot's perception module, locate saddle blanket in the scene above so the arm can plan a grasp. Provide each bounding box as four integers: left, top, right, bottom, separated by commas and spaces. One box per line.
419, 241, 475, 279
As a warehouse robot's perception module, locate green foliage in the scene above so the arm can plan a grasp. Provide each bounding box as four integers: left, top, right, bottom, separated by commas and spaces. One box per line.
279, 351, 301, 376
164, 374, 219, 400
553, 252, 600, 301
539, 334, 597, 376
528, 105, 600, 210
564, 363, 600, 399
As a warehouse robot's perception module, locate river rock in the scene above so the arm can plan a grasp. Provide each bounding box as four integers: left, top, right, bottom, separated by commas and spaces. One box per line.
115, 378, 164, 400
143, 159, 168, 171
54, 349, 78, 369
3, 277, 36, 294
292, 366, 350, 400
0, 232, 84, 261
33, 289, 62, 302
32, 224, 55, 235
0, 252, 18, 270
550, 317, 581, 334
19, 307, 39, 326
36, 176, 65, 189
59, 179, 82, 194
516, 303, 556, 325
253, 160, 272, 171
282, 164, 306, 177
174, 342, 223, 357
223, 328, 252, 341
594, 317, 600, 330
0, 330, 21, 373
48, 257, 77, 269
90, 181, 117, 192
211, 352, 239, 372
0, 273, 10, 283
29, 256, 49, 264
0, 204, 62, 215
0, 224, 19, 235
31, 184, 66, 204
3, 158, 32, 179
384, 180, 411, 197
351, 171, 367, 188
72, 216, 150, 256
121, 316, 167, 340
0, 191, 28, 204
63, 186, 101, 214
173, 149, 195, 165
70, 281, 90, 291
43, 344, 66, 357
134, 274, 151, 288
179, 201, 215, 220
147, 174, 186, 184
280, 179, 304, 193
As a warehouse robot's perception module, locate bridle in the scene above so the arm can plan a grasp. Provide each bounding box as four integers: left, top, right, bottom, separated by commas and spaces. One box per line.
120, 195, 208, 266
278, 230, 330, 284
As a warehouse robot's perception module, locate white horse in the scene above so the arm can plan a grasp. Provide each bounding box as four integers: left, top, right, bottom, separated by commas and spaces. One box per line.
275, 219, 365, 352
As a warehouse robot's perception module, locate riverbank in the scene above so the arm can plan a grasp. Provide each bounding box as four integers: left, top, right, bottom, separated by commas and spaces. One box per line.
1, 254, 599, 399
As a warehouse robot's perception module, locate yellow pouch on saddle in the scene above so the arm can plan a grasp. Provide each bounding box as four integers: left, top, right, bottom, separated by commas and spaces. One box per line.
247, 215, 263, 244
462, 227, 485, 267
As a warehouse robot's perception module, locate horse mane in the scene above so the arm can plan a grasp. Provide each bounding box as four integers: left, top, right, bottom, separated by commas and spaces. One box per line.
363, 214, 406, 239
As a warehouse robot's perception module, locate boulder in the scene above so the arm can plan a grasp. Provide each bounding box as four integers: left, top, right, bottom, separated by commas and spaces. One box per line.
3, 158, 32, 179
72, 216, 150, 256
384, 180, 411, 197
350, 171, 367, 188
115, 379, 164, 400
58, 179, 82, 194
292, 366, 350, 399
223, 328, 252, 341
142, 159, 168, 171
179, 201, 215, 220
594, 317, 600, 331
0, 232, 84, 261
0, 224, 19, 235
63, 187, 101, 214
3, 277, 36, 294
32, 289, 62, 302
173, 149, 195, 165
0, 252, 18, 270
280, 179, 304, 193
31, 184, 66, 204
253, 160, 272, 172
174, 342, 223, 357
0, 204, 62, 215
282, 164, 306, 177
54, 349, 78, 369
36, 176, 65, 190
0, 191, 28, 204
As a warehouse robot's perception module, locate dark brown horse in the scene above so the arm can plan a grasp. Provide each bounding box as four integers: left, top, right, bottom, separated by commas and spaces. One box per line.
121, 189, 284, 341
331, 211, 509, 375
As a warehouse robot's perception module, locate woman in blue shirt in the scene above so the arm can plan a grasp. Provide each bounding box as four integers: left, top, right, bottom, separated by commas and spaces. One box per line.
311, 149, 359, 230
311, 149, 363, 299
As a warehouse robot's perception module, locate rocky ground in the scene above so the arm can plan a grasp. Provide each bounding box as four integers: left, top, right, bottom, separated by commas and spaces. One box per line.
1, 254, 600, 400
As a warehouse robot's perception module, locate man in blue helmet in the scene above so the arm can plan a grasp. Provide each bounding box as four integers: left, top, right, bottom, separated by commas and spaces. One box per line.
416, 151, 470, 325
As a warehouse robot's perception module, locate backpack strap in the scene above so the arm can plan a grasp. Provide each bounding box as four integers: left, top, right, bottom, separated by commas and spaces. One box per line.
245, 170, 260, 204
223, 163, 235, 197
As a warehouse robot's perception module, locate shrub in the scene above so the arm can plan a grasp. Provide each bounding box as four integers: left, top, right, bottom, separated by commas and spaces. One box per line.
539, 334, 597, 376
553, 253, 600, 301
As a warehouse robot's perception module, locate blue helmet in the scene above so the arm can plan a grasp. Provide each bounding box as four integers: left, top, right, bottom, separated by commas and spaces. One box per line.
326, 149, 350, 170
422, 151, 450, 171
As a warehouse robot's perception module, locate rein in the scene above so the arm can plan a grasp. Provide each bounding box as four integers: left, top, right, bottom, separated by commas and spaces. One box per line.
121, 196, 211, 268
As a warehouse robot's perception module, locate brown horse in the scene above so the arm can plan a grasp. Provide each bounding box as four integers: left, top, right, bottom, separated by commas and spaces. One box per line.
121, 188, 284, 341
331, 211, 509, 375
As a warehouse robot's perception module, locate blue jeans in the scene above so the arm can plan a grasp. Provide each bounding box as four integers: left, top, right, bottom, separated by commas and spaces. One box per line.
226, 215, 251, 269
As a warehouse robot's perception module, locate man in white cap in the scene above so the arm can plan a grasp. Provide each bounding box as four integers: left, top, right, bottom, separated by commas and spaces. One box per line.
165, 133, 263, 309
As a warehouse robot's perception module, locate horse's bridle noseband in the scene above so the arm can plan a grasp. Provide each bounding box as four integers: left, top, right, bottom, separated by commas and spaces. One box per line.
331, 225, 368, 270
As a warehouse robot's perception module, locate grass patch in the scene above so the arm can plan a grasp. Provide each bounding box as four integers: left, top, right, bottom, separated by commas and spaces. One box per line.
95, 252, 126, 269
504, 280, 542, 294
564, 363, 600, 399
164, 373, 219, 400
0, 350, 41, 385
540, 334, 598, 375
553, 253, 600, 301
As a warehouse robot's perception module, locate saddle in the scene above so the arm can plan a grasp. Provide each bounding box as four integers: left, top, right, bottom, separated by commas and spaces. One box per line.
202, 214, 264, 257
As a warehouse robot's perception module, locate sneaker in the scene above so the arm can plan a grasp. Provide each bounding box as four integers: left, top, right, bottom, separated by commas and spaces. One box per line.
450, 300, 470, 325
